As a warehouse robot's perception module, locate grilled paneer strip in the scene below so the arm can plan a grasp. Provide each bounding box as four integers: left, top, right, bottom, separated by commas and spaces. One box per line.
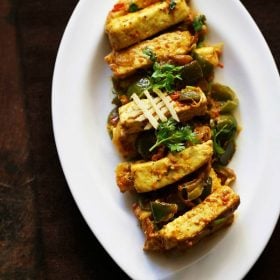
133, 185, 240, 251
106, 0, 190, 50
116, 140, 213, 192
117, 87, 207, 134
105, 31, 194, 78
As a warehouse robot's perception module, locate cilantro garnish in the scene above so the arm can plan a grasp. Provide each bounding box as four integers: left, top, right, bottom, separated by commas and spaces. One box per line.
149, 118, 199, 152
169, 0, 176, 11
151, 62, 183, 92
142, 49, 183, 92
193, 15, 206, 32
142, 47, 157, 62
128, 3, 140, 12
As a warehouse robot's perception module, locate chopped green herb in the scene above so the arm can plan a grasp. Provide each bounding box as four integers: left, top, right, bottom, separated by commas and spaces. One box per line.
142, 47, 157, 62
128, 3, 140, 12
151, 62, 183, 92
169, 0, 176, 11
149, 118, 199, 152
193, 15, 206, 32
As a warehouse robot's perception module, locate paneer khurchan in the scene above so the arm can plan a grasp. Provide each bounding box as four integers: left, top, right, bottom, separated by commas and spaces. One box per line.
105, 0, 240, 252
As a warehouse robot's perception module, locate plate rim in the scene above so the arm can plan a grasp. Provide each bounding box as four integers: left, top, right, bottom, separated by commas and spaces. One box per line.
52, 0, 280, 279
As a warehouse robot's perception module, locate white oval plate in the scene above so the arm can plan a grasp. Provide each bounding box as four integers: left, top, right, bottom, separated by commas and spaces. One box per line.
52, 0, 280, 279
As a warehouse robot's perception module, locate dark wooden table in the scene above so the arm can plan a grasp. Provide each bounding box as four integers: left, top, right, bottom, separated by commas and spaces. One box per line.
0, 0, 279, 279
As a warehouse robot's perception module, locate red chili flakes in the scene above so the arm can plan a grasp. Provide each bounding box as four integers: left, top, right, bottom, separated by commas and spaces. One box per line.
112, 3, 126, 12
170, 91, 180, 101
119, 95, 130, 105
221, 191, 230, 205
109, 116, 119, 127
151, 146, 166, 161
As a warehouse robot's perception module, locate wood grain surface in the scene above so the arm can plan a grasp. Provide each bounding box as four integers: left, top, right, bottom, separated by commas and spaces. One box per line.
0, 0, 279, 279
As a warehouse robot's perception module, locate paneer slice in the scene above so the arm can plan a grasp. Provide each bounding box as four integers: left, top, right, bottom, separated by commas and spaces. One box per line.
118, 87, 207, 134
133, 185, 240, 251
116, 140, 213, 192
105, 31, 194, 78
105, 0, 191, 50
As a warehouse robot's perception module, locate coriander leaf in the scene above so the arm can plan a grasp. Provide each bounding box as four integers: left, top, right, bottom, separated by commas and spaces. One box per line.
128, 3, 140, 12
151, 62, 183, 92
193, 15, 206, 32
169, 0, 176, 11
168, 142, 185, 152
149, 118, 199, 152
155, 118, 176, 142
142, 47, 157, 62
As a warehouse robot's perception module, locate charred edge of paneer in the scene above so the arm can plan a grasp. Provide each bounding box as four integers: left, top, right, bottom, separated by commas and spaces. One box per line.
115, 162, 134, 192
